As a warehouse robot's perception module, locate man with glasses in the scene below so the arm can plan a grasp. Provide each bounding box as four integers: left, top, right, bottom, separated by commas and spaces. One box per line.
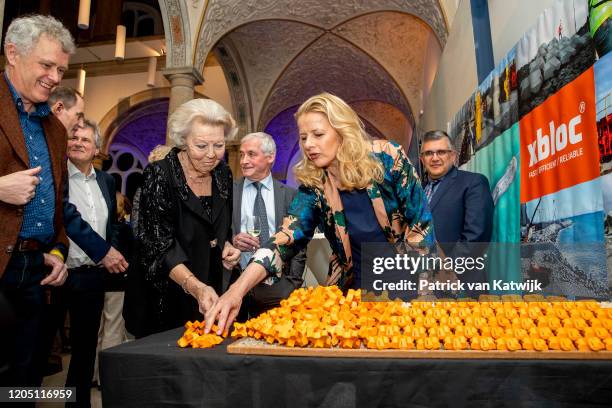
420, 130, 493, 290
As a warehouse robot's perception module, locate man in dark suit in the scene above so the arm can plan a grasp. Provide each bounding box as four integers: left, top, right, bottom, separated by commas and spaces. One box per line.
0, 14, 72, 387
232, 132, 305, 315
58, 119, 127, 407
420, 130, 494, 288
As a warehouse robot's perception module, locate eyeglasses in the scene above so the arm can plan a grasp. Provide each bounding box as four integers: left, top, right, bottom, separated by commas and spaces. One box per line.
420, 149, 454, 158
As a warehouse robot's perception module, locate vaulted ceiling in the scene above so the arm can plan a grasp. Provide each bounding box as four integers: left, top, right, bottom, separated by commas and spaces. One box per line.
194, 0, 448, 144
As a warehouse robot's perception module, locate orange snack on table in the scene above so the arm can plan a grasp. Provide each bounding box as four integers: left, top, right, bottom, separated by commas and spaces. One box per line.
490, 326, 505, 339
473, 316, 488, 330
495, 337, 508, 351
547, 336, 561, 351
452, 335, 468, 350
178, 320, 226, 349
479, 336, 496, 351
553, 308, 569, 320
506, 337, 521, 351
424, 337, 441, 350
532, 338, 548, 351
572, 318, 588, 331
589, 318, 602, 328
575, 338, 589, 351
521, 337, 534, 351
537, 327, 554, 340
565, 328, 581, 341
587, 337, 605, 352
559, 337, 576, 351
604, 338, 612, 351
594, 327, 609, 339
520, 317, 535, 330
398, 336, 415, 350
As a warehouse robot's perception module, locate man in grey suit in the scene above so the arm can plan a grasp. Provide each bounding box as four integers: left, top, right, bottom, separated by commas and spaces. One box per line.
232, 132, 305, 315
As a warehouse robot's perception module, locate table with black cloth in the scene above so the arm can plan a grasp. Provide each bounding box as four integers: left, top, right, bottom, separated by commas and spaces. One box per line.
100, 327, 612, 408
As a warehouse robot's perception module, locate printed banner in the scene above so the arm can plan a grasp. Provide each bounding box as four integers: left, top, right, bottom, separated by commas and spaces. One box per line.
443, 0, 610, 299
519, 67, 600, 203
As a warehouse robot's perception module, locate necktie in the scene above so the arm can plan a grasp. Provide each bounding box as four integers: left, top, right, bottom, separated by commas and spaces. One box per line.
253, 182, 270, 244
425, 179, 440, 204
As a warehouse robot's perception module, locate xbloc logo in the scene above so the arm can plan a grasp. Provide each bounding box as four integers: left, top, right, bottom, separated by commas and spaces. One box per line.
527, 114, 583, 167
519, 67, 599, 203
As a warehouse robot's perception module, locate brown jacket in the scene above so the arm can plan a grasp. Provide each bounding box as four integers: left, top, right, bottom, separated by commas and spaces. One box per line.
0, 73, 68, 277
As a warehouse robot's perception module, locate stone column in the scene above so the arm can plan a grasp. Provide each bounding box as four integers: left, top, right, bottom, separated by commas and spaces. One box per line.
225, 140, 242, 179
163, 66, 204, 144
0, 0, 5, 44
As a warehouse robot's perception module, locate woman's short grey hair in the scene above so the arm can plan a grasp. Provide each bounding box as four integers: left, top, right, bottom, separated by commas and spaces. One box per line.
4, 14, 76, 56
241, 132, 276, 157
168, 99, 237, 148
81, 119, 102, 149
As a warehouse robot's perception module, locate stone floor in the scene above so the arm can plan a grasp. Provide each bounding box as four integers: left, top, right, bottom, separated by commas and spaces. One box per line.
39, 354, 102, 408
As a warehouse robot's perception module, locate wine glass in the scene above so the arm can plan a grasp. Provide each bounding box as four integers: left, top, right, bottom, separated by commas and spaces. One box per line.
245, 215, 261, 255
245, 214, 261, 238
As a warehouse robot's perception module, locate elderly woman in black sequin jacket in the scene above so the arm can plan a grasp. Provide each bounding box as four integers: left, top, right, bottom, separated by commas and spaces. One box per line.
135, 99, 240, 334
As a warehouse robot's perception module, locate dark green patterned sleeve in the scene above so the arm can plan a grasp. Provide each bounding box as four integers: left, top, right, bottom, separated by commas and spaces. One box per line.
250, 185, 321, 281
389, 143, 436, 251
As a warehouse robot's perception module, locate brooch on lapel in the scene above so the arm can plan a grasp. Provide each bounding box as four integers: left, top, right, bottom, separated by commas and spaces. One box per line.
210, 239, 218, 248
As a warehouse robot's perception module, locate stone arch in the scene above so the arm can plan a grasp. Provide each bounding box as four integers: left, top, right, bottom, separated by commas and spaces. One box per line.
157, 0, 191, 68
99, 87, 206, 155
213, 37, 254, 136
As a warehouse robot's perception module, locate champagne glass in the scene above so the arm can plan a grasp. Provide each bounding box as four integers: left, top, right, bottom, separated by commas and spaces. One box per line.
246, 214, 261, 238
245, 215, 261, 255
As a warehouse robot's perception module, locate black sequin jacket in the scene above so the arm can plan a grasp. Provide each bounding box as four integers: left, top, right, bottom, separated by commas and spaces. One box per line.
135, 148, 233, 332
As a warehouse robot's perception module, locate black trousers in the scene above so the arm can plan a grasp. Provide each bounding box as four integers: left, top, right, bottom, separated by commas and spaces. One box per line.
55, 266, 105, 408
249, 275, 300, 317
0, 251, 47, 391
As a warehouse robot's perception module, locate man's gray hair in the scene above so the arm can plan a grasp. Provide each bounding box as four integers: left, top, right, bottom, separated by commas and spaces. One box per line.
168, 98, 237, 148
81, 119, 102, 149
4, 14, 76, 56
241, 132, 276, 157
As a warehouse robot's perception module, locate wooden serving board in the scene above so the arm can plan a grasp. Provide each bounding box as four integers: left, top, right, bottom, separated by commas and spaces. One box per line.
228, 338, 612, 360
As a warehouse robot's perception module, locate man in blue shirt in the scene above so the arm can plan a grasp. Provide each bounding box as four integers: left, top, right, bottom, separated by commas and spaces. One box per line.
0, 14, 74, 387
232, 132, 305, 316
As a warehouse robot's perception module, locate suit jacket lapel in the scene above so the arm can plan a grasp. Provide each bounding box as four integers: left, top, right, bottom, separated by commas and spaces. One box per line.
429, 167, 457, 211
0, 76, 29, 166
273, 179, 283, 231
95, 171, 112, 211
95, 171, 114, 239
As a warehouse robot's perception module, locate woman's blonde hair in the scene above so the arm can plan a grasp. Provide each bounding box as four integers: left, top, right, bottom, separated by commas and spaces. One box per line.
294, 93, 384, 190
147, 144, 172, 163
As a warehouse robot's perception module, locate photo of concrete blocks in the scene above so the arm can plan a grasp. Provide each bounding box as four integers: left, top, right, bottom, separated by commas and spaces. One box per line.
518, 25, 596, 118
